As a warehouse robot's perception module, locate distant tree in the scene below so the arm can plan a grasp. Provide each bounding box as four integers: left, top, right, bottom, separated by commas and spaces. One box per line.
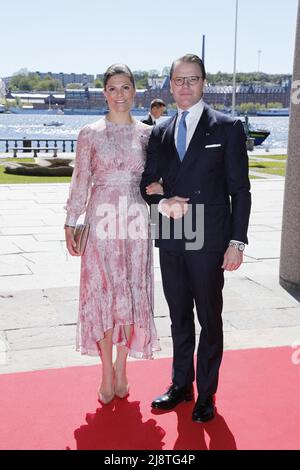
133, 70, 148, 78
266, 102, 283, 109
206, 72, 292, 86
135, 78, 148, 89
5, 97, 21, 108
38, 78, 63, 91
148, 69, 160, 78
65, 83, 83, 89
13, 68, 30, 76
132, 71, 149, 89
236, 102, 263, 113
9, 72, 63, 91
162, 66, 171, 77
9, 74, 36, 91
94, 78, 103, 88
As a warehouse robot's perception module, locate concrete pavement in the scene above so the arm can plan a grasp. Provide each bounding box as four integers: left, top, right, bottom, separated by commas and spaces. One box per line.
1, 172, 300, 374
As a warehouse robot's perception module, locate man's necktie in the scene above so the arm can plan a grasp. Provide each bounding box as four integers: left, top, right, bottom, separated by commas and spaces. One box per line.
176, 111, 189, 161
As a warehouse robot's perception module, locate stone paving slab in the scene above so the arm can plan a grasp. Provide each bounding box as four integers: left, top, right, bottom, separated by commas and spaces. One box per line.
0, 289, 59, 330
6, 324, 76, 351
224, 327, 300, 352
248, 224, 279, 233
0, 255, 33, 277
1, 178, 300, 374
224, 307, 300, 330
1, 226, 63, 236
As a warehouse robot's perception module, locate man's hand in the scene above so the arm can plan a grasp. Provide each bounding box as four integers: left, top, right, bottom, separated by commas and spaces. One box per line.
222, 246, 243, 271
146, 182, 164, 195
161, 196, 190, 219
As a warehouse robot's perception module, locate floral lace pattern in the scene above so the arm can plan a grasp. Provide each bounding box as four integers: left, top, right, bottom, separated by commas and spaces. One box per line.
65, 118, 160, 359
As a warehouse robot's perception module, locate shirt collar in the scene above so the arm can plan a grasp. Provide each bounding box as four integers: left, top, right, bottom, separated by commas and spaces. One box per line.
177, 98, 204, 121
150, 114, 156, 123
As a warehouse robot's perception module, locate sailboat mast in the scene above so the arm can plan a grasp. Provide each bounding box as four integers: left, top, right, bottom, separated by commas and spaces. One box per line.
202, 35, 206, 65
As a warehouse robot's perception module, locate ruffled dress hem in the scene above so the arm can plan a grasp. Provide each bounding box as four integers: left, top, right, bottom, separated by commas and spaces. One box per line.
76, 321, 161, 360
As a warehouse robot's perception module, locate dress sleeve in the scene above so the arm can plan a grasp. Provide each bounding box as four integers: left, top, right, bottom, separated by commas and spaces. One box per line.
64, 126, 92, 226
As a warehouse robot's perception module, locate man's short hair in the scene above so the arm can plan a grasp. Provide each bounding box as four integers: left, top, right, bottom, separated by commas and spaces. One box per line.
150, 99, 166, 110
170, 54, 206, 80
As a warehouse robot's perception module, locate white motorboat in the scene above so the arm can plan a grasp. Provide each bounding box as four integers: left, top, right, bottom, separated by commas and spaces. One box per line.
43, 121, 64, 127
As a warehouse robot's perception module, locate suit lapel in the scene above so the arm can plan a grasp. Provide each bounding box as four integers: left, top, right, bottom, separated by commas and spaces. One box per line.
172, 104, 218, 186
181, 108, 208, 166
163, 114, 180, 161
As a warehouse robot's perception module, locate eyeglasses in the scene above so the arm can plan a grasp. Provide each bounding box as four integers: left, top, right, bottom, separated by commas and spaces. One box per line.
172, 76, 202, 86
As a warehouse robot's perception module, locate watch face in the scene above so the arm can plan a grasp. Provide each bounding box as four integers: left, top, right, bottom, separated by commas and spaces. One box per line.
238, 244, 245, 251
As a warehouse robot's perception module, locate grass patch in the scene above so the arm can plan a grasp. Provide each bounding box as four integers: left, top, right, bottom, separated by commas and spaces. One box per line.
249, 159, 286, 177
249, 161, 286, 169
249, 161, 286, 176
0, 158, 72, 184
249, 174, 265, 179
1, 158, 35, 163
251, 168, 286, 177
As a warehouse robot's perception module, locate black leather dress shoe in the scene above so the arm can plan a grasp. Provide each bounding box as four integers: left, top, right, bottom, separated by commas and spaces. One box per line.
151, 384, 194, 410
192, 396, 215, 422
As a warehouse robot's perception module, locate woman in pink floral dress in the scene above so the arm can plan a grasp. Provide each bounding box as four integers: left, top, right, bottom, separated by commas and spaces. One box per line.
65, 64, 162, 404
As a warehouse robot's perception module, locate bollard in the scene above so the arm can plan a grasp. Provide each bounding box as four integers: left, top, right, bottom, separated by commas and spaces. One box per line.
23, 137, 32, 153
246, 137, 255, 151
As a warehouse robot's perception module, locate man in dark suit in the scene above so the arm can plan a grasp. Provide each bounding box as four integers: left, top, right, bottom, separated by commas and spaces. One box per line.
142, 99, 166, 126
140, 54, 251, 422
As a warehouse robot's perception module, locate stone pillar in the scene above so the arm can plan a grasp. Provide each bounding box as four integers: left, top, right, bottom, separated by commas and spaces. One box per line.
280, 0, 300, 291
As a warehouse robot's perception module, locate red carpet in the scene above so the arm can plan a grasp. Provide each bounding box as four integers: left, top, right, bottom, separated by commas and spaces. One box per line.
0, 346, 299, 450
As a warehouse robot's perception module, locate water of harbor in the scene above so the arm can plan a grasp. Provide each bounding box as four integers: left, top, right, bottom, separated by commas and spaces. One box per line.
0, 113, 289, 152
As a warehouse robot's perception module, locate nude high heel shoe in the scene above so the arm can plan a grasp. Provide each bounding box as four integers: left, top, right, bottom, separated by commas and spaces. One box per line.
98, 389, 115, 405
98, 369, 115, 405
114, 362, 130, 399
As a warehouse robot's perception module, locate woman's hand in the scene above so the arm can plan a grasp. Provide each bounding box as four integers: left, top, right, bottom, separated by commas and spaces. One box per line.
65, 227, 80, 256
146, 181, 164, 195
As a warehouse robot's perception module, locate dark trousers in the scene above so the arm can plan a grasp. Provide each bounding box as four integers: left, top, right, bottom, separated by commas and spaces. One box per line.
159, 249, 224, 400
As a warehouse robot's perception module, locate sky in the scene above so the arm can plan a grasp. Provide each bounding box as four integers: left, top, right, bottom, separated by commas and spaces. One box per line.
2, 0, 299, 77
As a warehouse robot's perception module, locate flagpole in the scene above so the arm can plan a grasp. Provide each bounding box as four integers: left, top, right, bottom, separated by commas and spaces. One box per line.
232, 0, 239, 117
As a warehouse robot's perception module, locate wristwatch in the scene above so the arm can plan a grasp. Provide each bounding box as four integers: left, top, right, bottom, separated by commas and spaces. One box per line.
229, 241, 245, 252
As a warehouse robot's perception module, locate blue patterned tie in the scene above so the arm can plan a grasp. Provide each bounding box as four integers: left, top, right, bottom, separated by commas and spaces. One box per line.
176, 111, 189, 161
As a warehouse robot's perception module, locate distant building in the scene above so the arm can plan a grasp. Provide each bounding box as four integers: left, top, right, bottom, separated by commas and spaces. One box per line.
65, 87, 147, 112
35, 72, 94, 87
64, 87, 105, 112
3, 72, 95, 88
2, 76, 292, 112
140, 78, 291, 109
6, 91, 65, 110
204, 83, 291, 108
142, 77, 172, 108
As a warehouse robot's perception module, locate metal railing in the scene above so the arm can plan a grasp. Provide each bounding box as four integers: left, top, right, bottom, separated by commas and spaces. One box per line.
0, 138, 77, 154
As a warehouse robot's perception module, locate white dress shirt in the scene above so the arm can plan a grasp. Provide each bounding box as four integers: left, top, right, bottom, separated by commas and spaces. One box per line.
158, 98, 204, 216
150, 114, 156, 125
174, 98, 204, 149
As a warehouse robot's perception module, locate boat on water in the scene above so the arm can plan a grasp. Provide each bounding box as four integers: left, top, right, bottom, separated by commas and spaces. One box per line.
241, 115, 270, 146
256, 108, 289, 117
43, 121, 64, 127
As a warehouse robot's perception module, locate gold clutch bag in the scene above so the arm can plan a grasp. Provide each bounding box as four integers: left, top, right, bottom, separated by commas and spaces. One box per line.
74, 224, 90, 256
